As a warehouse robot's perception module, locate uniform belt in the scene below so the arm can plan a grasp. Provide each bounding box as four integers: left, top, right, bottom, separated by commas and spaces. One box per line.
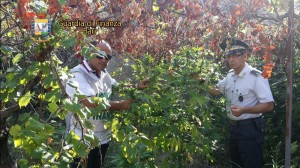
230, 116, 262, 126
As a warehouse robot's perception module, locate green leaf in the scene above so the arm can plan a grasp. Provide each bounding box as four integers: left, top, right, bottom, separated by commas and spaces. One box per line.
0, 45, 15, 54
18, 158, 28, 168
19, 91, 34, 108
291, 141, 298, 154
47, 101, 59, 113
83, 120, 95, 130
13, 53, 23, 64
32, 135, 46, 144
25, 117, 44, 132
83, 133, 97, 146
61, 37, 76, 49
63, 98, 81, 114
9, 124, 22, 136
31, 147, 46, 159
7, 31, 14, 37
14, 139, 22, 147
73, 142, 89, 157
43, 124, 55, 135
80, 46, 94, 60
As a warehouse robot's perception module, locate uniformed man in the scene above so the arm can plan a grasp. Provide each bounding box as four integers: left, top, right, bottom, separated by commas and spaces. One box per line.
209, 38, 274, 168
66, 40, 149, 168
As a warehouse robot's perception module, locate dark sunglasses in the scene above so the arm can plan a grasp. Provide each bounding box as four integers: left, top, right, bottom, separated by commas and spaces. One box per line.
96, 54, 112, 61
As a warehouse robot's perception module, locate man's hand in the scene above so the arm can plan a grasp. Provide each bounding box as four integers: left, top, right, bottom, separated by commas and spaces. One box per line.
120, 99, 135, 110
231, 102, 273, 117
137, 79, 150, 89
109, 99, 135, 111
230, 105, 245, 117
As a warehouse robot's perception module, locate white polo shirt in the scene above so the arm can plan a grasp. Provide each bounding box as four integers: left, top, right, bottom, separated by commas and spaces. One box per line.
217, 63, 274, 120
65, 60, 117, 144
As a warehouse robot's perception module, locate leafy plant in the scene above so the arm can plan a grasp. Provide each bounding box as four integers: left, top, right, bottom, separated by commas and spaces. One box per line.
106, 48, 228, 167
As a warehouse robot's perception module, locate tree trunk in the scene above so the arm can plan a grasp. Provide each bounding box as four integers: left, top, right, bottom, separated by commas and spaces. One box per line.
0, 119, 16, 168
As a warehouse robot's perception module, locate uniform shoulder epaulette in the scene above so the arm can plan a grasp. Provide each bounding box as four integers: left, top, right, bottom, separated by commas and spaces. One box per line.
250, 69, 260, 77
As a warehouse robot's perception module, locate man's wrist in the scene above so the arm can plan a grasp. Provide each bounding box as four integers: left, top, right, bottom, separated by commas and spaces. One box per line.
241, 107, 247, 114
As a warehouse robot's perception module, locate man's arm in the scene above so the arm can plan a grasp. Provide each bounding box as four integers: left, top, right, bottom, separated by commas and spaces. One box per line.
80, 98, 98, 108
231, 102, 274, 117
109, 99, 135, 111
81, 98, 134, 111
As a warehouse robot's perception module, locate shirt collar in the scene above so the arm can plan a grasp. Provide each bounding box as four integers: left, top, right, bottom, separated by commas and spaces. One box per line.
79, 60, 100, 80
231, 63, 249, 78
237, 63, 250, 78
82, 59, 93, 72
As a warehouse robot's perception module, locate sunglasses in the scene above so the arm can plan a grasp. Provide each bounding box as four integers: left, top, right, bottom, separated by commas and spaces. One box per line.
96, 54, 112, 61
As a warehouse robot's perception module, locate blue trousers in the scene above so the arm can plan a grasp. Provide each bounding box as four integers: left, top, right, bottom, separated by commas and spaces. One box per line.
229, 117, 264, 168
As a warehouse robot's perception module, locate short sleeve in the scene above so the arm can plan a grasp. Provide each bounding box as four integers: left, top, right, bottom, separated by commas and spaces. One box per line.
254, 76, 274, 103
65, 72, 95, 98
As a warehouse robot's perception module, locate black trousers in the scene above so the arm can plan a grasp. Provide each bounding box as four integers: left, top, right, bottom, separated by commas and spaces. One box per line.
70, 143, 110, 168
229, 117, 264, 168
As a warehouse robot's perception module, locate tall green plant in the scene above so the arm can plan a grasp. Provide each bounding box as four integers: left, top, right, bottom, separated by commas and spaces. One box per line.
107, 48, 228, 167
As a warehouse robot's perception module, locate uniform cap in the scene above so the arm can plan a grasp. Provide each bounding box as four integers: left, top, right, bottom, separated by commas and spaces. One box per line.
219, 38, 249, 56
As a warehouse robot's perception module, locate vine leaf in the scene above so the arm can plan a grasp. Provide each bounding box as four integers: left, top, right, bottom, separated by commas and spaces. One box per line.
13, 53, 23, 64
19, 91, 35, 108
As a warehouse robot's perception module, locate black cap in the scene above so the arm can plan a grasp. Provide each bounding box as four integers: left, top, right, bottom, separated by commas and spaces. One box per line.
219, 38, 249, 56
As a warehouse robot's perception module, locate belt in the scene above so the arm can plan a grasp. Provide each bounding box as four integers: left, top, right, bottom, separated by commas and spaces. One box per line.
230, 116, 262, 126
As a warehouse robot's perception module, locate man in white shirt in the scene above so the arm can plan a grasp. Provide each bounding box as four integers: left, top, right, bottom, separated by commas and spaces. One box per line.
66, 40, 149, 168
209, 38, 274, 168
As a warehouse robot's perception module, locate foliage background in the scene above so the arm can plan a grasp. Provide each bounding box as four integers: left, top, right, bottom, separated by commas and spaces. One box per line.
0, 0, 300, 167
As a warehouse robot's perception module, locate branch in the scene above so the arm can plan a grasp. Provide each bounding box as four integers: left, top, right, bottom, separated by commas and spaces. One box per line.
0, 22, 19, 38
49, 54, 68, 98
0, 5, 26, 40
251, 12, 289, 22
0, 71, 43, 120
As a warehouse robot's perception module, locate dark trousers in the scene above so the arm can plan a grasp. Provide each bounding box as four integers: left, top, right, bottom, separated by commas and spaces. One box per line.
229, 117, 264, 168
70, 143, 110, 168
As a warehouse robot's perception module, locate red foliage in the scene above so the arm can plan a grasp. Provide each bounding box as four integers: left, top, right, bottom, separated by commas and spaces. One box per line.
11, 0, 282, 64
48, 0, 61, 15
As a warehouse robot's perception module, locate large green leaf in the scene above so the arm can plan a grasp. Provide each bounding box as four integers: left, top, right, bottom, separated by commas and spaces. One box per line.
83, 120, 94, 130
25, 117, 44, 132
0, 45, 15, 54
60, 37, 76, 49
47, 101, 59, 113
19, 91, 34, 108
9, 124, 22, 136
73, 141, 89, 157
12, 53, 23, 64
62, 98, 81, 113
